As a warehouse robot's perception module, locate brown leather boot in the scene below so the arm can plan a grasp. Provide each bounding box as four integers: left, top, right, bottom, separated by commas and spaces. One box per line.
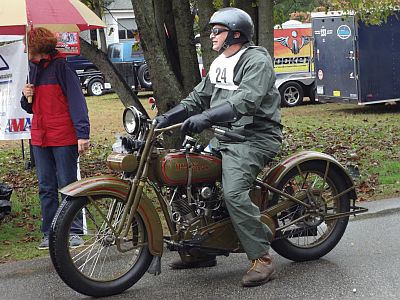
170, 254, 217, 270
241, 253, 276, 287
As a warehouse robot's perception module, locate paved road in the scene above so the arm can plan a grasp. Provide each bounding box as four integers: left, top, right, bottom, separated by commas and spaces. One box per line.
1, 198, 400, 300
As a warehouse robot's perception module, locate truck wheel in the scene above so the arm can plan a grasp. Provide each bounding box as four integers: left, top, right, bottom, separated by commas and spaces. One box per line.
87, 78, 104, 96
279, 82, 304, 107
85, 67, 98, 73
137, 64, 152, 89
308, 93, 316, 103
308, 85, 316, 102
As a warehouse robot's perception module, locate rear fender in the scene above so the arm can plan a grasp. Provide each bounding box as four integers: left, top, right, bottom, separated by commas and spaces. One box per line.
264, 151, 357, 201
60, 175, 163, 256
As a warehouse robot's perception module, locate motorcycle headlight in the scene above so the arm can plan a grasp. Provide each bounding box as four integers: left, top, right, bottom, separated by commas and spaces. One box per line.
123, 106, 142, 137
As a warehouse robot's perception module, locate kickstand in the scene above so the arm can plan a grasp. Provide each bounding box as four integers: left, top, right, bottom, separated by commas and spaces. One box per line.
147, 256, 161, 275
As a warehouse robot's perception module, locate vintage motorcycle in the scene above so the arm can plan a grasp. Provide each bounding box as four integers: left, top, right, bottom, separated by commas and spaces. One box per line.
49, 105, 368, 297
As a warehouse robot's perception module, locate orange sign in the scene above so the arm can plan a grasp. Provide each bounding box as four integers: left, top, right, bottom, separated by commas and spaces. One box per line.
274, 26, 313, 73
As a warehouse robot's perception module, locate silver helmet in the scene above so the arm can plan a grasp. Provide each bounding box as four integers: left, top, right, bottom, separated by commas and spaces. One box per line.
209, 7, 254, 46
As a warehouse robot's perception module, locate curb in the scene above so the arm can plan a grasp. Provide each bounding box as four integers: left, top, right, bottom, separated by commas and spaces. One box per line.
350, 197, 400, 221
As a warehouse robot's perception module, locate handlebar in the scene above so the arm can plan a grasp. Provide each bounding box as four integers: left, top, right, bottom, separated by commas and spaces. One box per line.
154, 123, 246, 142
210, 127, 246, 142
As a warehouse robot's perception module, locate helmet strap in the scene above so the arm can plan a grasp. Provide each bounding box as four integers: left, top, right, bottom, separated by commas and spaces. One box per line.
218, 31, 234, 54
219, 41, 230, 54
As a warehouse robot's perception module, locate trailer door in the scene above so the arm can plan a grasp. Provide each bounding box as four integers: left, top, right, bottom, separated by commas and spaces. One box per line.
313, 14, 358, 102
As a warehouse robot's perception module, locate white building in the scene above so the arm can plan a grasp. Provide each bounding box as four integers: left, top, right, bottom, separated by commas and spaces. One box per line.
103, 0, 137, 46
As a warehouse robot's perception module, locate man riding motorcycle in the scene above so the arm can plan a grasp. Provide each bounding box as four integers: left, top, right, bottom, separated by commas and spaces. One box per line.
156, 7, 282, 287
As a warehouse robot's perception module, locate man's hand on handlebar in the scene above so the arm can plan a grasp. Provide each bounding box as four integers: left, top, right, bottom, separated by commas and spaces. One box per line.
154, 104, 188, 129
154, 115, 169, 129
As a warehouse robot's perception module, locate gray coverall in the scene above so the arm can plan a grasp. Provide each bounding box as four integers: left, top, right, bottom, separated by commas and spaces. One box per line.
180, 42, 282, 260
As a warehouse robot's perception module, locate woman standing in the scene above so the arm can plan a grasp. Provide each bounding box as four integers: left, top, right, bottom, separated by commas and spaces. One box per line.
21, 27, 90, 250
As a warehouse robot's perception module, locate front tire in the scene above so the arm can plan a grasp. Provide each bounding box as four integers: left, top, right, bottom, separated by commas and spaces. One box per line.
270, 161, 350, 261
49, 195, 153, 297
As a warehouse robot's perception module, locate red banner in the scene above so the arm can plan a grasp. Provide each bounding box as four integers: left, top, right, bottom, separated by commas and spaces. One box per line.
55, 32, 80, 55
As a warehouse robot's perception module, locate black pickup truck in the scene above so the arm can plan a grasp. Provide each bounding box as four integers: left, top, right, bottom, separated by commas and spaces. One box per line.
76, 69, 112, 96
66, 55, 111, 96
66, 52, 152, 96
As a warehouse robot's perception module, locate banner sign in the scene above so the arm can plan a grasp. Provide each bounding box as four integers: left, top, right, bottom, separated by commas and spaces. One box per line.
0, 40, 31, 140
274, 26, 313, 73
55, 32, 80, 55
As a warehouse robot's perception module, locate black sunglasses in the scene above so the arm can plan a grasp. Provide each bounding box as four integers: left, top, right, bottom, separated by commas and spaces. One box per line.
210, 28, 229, 35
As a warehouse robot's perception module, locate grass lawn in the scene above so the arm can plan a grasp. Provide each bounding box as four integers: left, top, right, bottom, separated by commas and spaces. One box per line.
281, 102, 400, 199
0, 93, 399, 263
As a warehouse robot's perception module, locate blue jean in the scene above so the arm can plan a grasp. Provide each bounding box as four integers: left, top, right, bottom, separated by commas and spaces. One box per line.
32, 145, 82, 236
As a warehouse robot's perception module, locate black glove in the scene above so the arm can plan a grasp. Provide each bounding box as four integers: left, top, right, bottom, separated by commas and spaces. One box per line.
154, 115, 169, 129
181, 114, 211, 134
181, 102, 237, 134
155, 104, 188, 129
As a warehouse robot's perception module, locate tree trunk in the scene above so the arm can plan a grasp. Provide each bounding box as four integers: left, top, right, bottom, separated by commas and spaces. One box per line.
196, 0, 216, 73
79, 38, 148, 117
132, 0, 185, 113
234, 0, 258, 43
172, 0, 201, 95
154, 0, 180, 85
132, 0, 201, 148
258, 0, 275, 56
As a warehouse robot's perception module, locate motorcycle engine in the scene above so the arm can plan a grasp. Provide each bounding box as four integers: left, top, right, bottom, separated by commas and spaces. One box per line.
168, 183, 227, 226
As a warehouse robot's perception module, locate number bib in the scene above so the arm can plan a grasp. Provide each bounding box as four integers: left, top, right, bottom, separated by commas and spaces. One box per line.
209, 48, 247, 90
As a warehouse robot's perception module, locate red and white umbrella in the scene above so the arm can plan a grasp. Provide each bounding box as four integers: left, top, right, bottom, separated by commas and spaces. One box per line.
0, 0, 105, 103
0, 0, 105, 35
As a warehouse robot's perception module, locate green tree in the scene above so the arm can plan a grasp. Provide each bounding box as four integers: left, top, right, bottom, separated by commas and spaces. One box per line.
330, 0, 400, 24
274, 0, 329, 24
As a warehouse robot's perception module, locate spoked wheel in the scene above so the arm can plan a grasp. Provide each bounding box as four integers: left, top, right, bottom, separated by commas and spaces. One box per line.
271, 161, 350, 262
49, 195, 153, 297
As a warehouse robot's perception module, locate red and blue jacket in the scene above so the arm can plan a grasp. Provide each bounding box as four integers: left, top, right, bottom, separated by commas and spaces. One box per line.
21, 51, 90, 147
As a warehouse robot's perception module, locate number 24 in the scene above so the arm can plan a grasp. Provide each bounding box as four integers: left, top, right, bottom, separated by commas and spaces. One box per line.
216, 67, 226, 83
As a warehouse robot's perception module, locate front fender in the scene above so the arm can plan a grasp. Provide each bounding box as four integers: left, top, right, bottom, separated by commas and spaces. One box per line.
60, 175, 163, 256
264, 151, 357, 200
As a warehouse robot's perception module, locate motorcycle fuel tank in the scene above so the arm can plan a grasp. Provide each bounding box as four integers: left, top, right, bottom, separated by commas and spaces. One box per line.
153, 151, 222, 186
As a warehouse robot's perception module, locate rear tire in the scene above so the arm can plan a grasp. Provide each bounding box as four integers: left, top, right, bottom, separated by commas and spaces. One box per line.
270, 161, 350, 261
137, 63, 152, 89
87, 78, 104, 96
279, 82, 304, 107
49, 195, 153, 297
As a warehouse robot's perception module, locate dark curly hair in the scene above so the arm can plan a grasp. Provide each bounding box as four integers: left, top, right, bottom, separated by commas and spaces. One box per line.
28, 27, 57, 55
